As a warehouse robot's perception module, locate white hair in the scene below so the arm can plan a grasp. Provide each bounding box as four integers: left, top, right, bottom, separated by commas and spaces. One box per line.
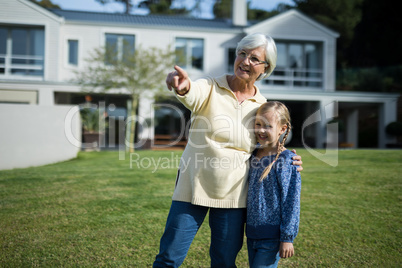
236, 33, 277, 80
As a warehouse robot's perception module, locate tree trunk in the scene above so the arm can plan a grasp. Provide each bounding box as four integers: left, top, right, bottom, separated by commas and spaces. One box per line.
128, 96, 138, 153
125, 0, 131, 14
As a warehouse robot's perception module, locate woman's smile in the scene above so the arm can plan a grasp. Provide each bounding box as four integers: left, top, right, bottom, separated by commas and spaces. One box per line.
234, 47, 266, 82
237, 65, 250, 75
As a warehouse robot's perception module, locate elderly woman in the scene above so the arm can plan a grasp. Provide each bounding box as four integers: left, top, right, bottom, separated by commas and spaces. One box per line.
153, 33, 302, 268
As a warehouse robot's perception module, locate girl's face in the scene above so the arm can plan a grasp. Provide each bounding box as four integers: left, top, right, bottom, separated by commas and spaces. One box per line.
255, 110, 287, 149
234, 46, 268, 83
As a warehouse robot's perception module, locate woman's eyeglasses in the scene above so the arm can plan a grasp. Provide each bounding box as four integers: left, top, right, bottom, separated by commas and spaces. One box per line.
237, 50, 268, 66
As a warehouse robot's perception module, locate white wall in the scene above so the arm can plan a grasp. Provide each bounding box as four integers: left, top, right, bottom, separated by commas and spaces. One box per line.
1, 0, 63, 81
0, 104, 81, 170
59, 21, 240, 82
247, 10, 339, 92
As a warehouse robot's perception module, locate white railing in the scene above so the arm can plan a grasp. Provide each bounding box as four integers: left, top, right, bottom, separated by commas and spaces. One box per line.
0, 53, 44, 78
264, 67, 323, 89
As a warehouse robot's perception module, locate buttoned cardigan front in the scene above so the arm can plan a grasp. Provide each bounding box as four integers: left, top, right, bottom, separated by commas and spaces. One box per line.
172, 74, 267, 208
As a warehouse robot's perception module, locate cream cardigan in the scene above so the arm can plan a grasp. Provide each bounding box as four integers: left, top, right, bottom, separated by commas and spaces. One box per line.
172, 74, 267, 208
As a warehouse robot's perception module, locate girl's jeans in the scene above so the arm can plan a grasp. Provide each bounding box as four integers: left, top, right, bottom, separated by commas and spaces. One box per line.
247, 238, 280, 268
153, 201, 246, 268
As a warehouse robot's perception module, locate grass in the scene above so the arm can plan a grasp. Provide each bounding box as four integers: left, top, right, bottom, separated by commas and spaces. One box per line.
0, 149, 401, 267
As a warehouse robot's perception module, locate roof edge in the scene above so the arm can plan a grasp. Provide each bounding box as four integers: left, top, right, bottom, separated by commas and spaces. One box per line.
48, 9, 245, 31
246, 9, 340, 38
18, 0, 64, 23
48, 8, 228, 23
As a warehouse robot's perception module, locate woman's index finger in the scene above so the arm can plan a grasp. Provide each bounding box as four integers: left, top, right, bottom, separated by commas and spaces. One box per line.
174, 65, 187, 78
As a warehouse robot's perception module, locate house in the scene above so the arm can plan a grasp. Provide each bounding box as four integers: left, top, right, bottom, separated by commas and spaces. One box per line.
0, 0, 399, 170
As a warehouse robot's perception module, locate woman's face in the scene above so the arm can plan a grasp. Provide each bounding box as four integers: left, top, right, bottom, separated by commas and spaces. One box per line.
234, 46, 268, 83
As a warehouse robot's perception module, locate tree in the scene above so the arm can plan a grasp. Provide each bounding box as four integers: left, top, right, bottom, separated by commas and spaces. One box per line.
213, 0, 281, 21
73, 44, 175, 152
95, 0, 133, 14
348, 0, 402, 67
292, 0, 363, 68
213, 0, 232, 19
30, 0, 60, 9
148, 0, 189, 15
292, 0, 401, 92
96, 0, 191, 16
139, 0, 191, 16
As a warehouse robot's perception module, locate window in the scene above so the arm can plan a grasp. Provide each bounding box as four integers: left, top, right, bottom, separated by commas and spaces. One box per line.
105, 33, 135, 65
175, 38, 204, 70
0, 28, 6, 74
0, 26, 45, 78
0, 90, 37, 104
227, 48, 236, 72
68, 40, 78, 66
265, 41, 323, 88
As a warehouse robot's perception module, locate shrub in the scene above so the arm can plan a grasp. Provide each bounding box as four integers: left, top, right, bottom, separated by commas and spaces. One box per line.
386, 121, 402, 136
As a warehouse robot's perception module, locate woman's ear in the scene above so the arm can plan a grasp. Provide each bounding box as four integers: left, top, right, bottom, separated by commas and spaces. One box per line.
264, 64, 270, 73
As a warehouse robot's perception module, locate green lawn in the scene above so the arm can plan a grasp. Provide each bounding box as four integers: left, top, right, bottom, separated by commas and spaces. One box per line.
0, 149, 401, 267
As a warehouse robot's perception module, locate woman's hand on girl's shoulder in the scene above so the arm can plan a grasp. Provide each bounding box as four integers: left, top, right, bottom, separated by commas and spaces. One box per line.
291, 149, 303, 172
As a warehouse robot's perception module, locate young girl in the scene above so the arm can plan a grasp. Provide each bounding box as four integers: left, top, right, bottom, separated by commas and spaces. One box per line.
246, 101, 301, 268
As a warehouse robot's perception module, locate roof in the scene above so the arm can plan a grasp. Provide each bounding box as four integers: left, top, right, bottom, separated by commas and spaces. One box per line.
246, 9, 339, 38
49, 9, 244, 30
18, 0, 64, 23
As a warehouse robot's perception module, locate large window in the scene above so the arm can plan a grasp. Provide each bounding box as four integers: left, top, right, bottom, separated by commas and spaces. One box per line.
175, 38, 204, 71
0, 26, 45, 78
68, 40, 79, 66
264, 41, 323, 88
0, 28, 6, 75
227, 48, 236, 72
105, 33, 135, 65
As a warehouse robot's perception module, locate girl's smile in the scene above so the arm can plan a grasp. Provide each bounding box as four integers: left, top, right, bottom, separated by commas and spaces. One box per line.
255, 110, 287, 153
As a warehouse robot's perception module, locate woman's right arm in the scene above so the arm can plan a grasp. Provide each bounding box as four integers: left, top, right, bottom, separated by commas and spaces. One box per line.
166, 65, 212, 112
166, 65, 190, 96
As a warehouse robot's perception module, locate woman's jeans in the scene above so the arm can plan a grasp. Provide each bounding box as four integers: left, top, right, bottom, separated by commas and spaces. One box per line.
247, 238, 280, 268
153, 201, 246, 268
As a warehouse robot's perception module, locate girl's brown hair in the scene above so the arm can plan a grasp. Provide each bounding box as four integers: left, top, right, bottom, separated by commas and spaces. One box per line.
257, 101, 292, 181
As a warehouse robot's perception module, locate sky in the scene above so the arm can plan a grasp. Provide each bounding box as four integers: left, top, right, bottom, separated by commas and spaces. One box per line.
51, 0, 294, 19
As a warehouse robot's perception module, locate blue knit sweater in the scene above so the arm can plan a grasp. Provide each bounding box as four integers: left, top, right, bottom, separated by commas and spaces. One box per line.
246, 149, 301, 243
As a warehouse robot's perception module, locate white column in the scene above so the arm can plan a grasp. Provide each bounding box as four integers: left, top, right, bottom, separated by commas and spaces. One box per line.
378, 100, 397, 148
303, 101, 318, 147
346, 109, 358, 148
315, 101, 325, 148
302, 100, 339, 167
38, 88, 55, 106
315, 100, 338, 148
137, 91, 155, 141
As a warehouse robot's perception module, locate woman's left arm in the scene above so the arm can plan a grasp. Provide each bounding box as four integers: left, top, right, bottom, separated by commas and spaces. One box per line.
291, 149, 303, 172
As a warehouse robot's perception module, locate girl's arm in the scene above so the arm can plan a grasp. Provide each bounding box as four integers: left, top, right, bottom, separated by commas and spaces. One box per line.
279, 242, 294, 258
277, 154, 301, 243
